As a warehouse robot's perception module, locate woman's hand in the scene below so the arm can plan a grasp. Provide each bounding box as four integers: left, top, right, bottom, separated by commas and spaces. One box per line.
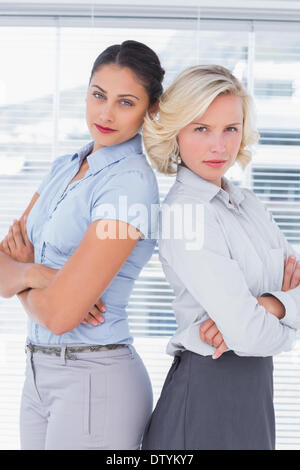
81, 297, 106, 326
1, 217, 34, 263
26, 265, 106, 326
199, 319, 228, 360
282, 255, 300, 291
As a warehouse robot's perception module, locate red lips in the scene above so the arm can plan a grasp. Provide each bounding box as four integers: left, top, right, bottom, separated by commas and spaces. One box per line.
203, 160, 227, 168
94, 123, 117, 134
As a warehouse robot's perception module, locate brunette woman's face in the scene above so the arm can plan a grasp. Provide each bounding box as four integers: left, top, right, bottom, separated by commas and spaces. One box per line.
177, 94, 243, 187
86, 64, 152, 152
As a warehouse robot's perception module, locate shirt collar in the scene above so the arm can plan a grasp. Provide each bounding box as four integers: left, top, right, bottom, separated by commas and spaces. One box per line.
70, 133, 143, 175
176, 164, 245, 208
221, 173, 245, 208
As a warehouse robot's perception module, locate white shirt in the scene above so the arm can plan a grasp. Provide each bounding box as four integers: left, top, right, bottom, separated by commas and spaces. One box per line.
159, 164, 299, 357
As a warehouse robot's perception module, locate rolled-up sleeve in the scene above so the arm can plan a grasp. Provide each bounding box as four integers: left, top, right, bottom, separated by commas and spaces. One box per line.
163, 203, 296, 356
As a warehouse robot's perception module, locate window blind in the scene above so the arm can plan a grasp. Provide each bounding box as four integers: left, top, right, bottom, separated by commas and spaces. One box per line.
0, 8, 299, 449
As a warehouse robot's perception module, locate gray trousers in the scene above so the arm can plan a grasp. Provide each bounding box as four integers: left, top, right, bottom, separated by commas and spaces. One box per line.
20, 343, 153, 450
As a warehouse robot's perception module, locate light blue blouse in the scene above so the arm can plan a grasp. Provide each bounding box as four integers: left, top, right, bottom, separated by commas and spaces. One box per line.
26, 133, 159, 345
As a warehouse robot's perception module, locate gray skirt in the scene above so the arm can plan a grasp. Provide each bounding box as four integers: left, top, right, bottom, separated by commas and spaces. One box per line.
142, 350, 275, 450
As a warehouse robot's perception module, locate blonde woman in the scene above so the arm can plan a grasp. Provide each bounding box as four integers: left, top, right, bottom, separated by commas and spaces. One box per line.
141, 65, 300, 450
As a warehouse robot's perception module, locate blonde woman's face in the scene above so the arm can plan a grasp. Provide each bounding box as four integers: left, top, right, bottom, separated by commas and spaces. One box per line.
177, 94, 243, 187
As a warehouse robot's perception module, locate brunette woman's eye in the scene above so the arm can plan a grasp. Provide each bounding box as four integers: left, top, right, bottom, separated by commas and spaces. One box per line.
93, 92, 105, 99
120, 100, 133, 107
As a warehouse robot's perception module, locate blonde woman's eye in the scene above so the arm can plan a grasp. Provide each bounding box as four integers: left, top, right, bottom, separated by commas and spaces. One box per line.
226, 127, 238, 132
195, 127, 207, 132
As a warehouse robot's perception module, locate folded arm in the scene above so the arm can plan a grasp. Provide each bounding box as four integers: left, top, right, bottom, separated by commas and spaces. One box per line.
18, 219, 140, 335
259, 200, 300, 329
0, 249, 33, 297
0, 192, 41, 297
0, 208, 58, 298
163, 204, 296, 357
200, 293, 287, 359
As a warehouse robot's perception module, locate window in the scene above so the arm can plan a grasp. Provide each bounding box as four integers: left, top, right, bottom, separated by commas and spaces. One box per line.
0, 5, 299, 449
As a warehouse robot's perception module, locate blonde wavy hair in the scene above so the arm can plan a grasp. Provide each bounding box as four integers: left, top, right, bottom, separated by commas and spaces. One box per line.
143, 64, 259, 175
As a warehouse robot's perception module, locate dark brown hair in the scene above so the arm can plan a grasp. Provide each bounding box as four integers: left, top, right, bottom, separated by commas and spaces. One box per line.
89, 40, 165, 105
